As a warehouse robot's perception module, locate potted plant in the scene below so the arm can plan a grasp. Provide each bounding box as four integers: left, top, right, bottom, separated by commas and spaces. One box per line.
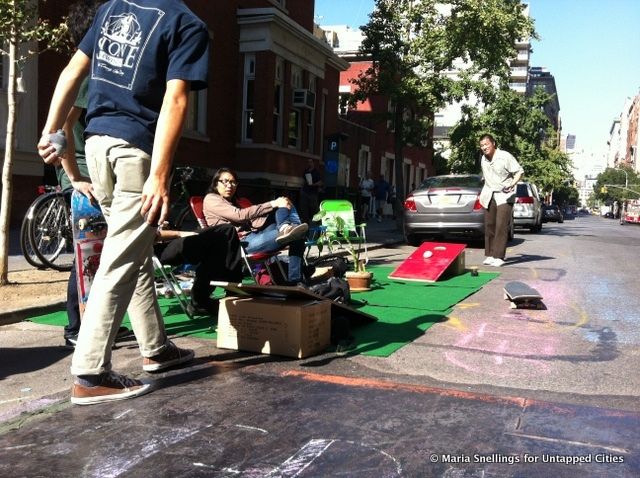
311, 212, 373, 291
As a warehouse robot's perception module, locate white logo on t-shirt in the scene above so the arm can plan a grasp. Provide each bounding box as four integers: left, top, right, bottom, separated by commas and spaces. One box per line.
92, 1, 164, 90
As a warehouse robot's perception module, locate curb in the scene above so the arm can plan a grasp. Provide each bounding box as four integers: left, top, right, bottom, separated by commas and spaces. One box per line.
0, 301, 66, 327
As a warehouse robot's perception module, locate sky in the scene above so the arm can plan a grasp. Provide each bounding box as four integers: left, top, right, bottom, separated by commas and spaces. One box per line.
314, 0, 640, 158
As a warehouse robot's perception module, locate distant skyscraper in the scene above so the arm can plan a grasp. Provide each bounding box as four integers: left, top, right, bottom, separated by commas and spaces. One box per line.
527, 67, 560, 132
565, 134, 576, 151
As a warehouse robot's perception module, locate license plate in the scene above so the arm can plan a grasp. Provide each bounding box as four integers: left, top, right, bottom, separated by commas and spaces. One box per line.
430, 195, 457, 205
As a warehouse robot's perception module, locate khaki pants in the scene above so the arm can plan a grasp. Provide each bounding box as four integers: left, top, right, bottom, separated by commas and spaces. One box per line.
71, 135, 167, 376
484, 197, 513, 260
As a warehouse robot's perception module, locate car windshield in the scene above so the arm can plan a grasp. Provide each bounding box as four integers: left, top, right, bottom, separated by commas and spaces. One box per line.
516, 184, 530, 196
419, 176, 482, 189
543, 205, 558, 211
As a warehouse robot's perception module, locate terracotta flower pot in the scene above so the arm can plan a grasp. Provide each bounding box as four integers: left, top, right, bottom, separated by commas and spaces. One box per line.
345, 270, 373, 291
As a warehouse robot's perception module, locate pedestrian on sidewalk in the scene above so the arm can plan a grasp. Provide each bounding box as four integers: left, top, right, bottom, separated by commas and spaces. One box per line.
37, 0, 209, 405
374, 174, 390, 222
359, 172, 375, 221
478, 134, 523, 268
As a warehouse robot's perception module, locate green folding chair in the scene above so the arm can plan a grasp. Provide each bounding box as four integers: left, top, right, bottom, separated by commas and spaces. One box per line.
309, 199, 368, 266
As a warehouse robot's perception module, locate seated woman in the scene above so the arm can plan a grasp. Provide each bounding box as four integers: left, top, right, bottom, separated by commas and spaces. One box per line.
203, 167, 308, 284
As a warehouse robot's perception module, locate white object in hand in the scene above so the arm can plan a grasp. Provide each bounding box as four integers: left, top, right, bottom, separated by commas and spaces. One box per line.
423, 250, 433, 258
48, 129, 67, 156
305, 173, 313, 185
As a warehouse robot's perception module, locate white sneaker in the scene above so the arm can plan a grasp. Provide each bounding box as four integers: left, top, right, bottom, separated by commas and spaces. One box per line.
482, 257, 495, 265
491, 258, 505, 267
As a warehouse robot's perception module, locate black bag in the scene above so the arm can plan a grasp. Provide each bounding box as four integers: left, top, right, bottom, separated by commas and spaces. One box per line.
310, 255, 349, 278
309, 276, 351, 304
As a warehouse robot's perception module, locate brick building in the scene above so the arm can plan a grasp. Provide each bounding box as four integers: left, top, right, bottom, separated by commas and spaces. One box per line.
4, 0, 349, 225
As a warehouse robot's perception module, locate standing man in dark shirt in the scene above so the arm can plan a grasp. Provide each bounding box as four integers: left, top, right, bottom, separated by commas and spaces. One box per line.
299, 158, 322, 224
374, 174, 390, 222
38, 0, 209, 405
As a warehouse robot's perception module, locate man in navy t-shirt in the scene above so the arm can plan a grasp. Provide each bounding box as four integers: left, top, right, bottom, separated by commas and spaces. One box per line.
37, 0, 209, 405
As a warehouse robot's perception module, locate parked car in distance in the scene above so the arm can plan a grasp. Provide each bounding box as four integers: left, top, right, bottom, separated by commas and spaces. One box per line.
513, 182, 543, 232
402, 174, 513, 246
542, 204, 563, 223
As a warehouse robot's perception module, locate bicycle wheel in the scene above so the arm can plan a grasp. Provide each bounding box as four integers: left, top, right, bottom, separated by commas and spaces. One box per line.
29, 192, 74, 272
173, 205, 200, 232
19, 211, 46, 269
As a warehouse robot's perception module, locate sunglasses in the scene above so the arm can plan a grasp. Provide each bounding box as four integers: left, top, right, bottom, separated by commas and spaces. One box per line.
218, 179, 238, 187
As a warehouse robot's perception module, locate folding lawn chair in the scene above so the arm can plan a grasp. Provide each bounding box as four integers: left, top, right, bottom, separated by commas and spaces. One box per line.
188, 196, 288, 285
152, 255, 192, 319
308, 199, 368, 266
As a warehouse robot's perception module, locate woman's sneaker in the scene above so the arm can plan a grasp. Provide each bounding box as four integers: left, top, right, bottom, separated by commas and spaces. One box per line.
482, 257, 495, 265
71, 371, 155, 405
276, 223, 309, 245
142, 341, 195, 372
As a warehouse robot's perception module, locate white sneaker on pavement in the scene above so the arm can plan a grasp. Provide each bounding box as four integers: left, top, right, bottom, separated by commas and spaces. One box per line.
491, 258, 505, 267
482, 257, 495, 265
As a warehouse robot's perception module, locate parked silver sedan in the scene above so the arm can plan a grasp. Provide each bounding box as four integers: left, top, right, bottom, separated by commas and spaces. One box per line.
402, 174, 513, 246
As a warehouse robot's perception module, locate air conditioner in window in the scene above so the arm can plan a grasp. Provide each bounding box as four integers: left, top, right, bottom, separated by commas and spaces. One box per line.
292, 89, 316, 110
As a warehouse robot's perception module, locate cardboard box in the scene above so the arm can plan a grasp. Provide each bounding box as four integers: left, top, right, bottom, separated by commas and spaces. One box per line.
217, 297, 331, 358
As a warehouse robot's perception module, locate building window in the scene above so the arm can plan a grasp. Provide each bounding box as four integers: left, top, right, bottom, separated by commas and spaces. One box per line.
306, 75, 316, 153
338, 94, 349, 116
291, 65, 302, 89
288, 65, 302, 149
288, 110, 300, 149
242, 54, 256, 142
273, 57, 283, 144
358, 147, 370, 179
184, 89, 207, 135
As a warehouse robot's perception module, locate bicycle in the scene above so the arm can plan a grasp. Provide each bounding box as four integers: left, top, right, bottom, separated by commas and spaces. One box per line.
24, 187, 74, 272
167, 166, 201, 232
21, 166, 200, 271
20, 185, 71, 271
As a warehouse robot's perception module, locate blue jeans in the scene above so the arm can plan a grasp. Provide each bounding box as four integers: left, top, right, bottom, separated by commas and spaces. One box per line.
244, 207, 303, 281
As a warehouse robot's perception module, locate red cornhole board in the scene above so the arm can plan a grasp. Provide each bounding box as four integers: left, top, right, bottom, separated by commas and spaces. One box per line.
389, 242, 466, 283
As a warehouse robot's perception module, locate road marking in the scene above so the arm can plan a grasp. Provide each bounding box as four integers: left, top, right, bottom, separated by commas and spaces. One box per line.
503, 431, 629, 454
266, 439, 335, 477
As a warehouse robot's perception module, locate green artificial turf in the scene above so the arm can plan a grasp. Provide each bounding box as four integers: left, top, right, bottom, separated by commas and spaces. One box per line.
28, 266, 497, 358
28, 298, 218, 340
339, 265, 498, 356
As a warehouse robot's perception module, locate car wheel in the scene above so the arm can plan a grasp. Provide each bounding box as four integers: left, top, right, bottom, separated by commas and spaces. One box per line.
405, 234, 422, 247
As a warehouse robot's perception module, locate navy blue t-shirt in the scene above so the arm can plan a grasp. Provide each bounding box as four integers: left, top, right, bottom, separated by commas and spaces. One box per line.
79, 0, 209, 155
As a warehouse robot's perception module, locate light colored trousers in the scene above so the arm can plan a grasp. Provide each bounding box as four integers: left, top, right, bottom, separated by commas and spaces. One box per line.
71, 135, 167, 376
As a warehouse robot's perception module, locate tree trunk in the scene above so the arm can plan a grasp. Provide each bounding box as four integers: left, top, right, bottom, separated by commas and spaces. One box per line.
0, 36, 18, 285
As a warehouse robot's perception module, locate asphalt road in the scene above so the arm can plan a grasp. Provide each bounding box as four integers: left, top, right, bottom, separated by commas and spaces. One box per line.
1, 213, 639, 477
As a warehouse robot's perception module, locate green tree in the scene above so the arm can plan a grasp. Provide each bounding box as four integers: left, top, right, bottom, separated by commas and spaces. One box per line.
449, 86, 572, 197
0, 0, 70, 285
593, 167, 640, 203
352, 0, 535, 225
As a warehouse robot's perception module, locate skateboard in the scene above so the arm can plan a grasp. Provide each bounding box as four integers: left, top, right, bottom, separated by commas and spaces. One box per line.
71, 190, 107, 316
503, 281, 544, 309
